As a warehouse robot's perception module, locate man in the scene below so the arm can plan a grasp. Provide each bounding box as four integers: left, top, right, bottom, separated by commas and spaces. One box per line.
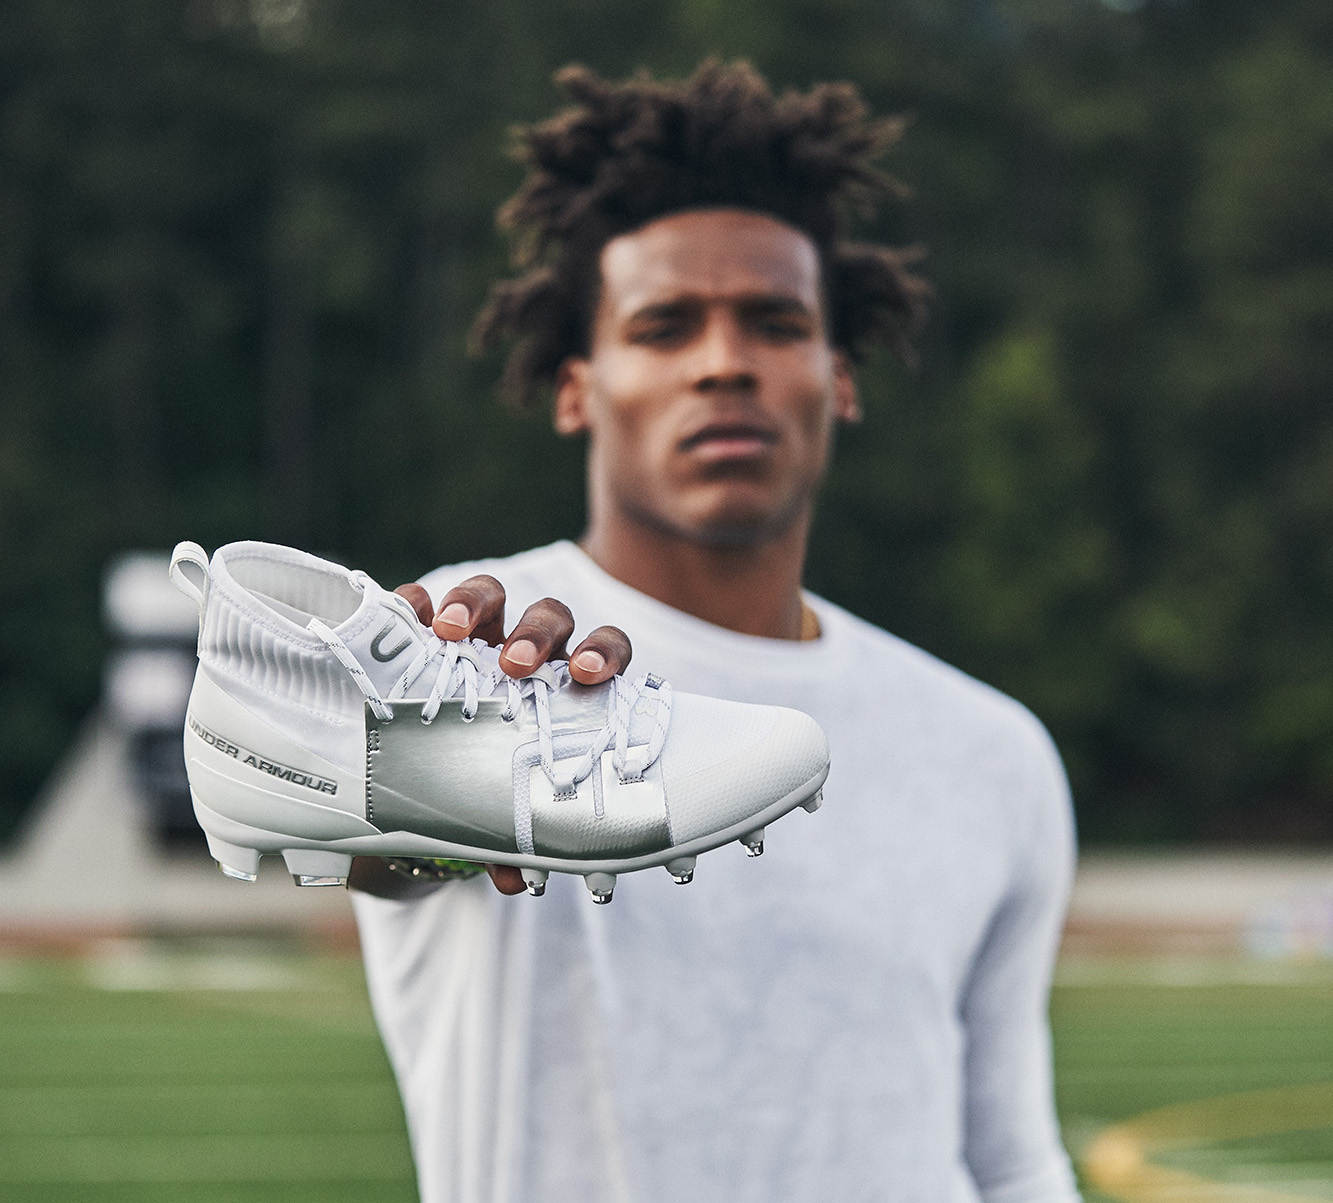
349, 61, 1080, 1202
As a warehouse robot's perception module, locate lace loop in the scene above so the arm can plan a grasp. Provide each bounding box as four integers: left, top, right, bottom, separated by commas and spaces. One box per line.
308, 618, 396, 721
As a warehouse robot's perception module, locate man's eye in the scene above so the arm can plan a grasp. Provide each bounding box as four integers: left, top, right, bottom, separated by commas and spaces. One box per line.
633, 323, 686, 345
758, 319, 809, 340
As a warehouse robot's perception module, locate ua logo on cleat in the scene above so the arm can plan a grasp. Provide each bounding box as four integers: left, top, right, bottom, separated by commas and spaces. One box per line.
370, 620, 412, 663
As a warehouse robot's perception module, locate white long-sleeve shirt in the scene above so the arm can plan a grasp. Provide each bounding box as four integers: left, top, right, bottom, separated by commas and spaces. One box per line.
353, 541, 1080, 1203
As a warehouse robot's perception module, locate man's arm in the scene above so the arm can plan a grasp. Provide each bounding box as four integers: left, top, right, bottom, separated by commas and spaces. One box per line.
347, 573, 633, 900
960, 716, 1081, 1203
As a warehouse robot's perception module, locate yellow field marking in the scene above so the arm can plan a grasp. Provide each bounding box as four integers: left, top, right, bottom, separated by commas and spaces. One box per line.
1082, 1082, 1333, 1202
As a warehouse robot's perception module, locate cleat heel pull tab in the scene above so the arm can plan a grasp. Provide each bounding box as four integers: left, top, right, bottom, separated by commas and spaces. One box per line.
169, 541, 211, 640
665, 856, 696, 885
741, 827, 766, 857
585, 872, 616, 904
282, 848, 352, 887
523, 868, 549, 897
802, 789, 824, 814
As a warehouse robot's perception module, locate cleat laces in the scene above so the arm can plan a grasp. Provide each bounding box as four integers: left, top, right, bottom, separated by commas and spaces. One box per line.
309, 584, 672, 798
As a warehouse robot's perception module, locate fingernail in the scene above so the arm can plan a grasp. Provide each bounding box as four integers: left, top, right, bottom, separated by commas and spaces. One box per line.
505, 639, 540, 670
572, 650, 606, 675
436, 602, 470, 630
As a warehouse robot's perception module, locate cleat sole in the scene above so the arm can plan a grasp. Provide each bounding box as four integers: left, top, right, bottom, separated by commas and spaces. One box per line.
190, 761, 828, 896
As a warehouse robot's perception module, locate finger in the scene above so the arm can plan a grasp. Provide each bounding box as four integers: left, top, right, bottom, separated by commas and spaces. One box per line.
433, 575, 507, 645
486, 864, 527, 895
499, 597, 575, 678
568, 625, 633, 685
394, 584, 435, 627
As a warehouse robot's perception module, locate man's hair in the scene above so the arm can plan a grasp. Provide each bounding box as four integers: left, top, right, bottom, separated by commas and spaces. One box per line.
472, 59, 931, 408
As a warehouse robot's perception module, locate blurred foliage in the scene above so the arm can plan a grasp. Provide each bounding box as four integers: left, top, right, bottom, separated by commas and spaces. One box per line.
0, 0, 1329, 844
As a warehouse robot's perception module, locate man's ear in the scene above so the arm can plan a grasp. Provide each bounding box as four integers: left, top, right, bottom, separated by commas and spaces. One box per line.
554, 358, 591, 435
833, 352, 861, 424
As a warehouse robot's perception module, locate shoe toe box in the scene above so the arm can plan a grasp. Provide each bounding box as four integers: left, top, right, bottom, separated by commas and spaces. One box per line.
659, 696, 828, 845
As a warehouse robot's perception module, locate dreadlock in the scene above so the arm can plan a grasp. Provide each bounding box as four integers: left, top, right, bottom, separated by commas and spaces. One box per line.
472, 59, 930, 408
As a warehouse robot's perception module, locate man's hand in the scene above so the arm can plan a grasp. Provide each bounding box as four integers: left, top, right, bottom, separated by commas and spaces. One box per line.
346, 574, 632, 899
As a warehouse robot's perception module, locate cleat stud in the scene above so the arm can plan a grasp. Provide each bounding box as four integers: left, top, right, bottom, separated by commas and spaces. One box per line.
206, 834, 260, 882
217, 861, 259, 883
741, 827, 766, 857
585, 871, 616, 904
523, 868, 549, 898
282, 848, 352, 886
802, 789, 824, 814
666, 856, 696, 885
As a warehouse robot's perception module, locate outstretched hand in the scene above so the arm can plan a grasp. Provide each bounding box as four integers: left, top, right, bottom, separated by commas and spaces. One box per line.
347, 574, 633, 898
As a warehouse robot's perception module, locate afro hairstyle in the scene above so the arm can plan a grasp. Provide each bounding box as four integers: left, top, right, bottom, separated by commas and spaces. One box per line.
472, 59, 930, 407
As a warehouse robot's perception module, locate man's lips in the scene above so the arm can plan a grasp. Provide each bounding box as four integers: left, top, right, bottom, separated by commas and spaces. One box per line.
680, 424, 779, 458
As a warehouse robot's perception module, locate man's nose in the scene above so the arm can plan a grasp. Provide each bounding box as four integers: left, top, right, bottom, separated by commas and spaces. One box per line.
694, 315, 757, 391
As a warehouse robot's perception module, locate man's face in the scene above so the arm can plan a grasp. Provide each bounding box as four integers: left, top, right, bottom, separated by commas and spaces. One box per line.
555, 208, 859, 549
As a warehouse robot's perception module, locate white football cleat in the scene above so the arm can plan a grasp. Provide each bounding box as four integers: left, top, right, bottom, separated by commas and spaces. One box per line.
170, 540, 829, 899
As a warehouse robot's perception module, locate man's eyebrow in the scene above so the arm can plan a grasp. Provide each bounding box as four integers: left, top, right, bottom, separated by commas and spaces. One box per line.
736, 295, 815, 317
626, 299, 699, 322
626, 293, 814, 321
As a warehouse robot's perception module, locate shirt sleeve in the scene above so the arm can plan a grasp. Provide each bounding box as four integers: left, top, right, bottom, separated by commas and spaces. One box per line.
960, 709, 1082, 1202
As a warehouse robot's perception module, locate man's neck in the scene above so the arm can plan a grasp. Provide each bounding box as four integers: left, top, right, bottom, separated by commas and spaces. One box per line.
579, 515, 811, 641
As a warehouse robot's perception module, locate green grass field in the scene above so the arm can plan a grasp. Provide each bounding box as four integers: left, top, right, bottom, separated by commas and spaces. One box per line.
1055, 956, 1333, 1201
0, 942, 416, 1203
3, 943, 1333, 1202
